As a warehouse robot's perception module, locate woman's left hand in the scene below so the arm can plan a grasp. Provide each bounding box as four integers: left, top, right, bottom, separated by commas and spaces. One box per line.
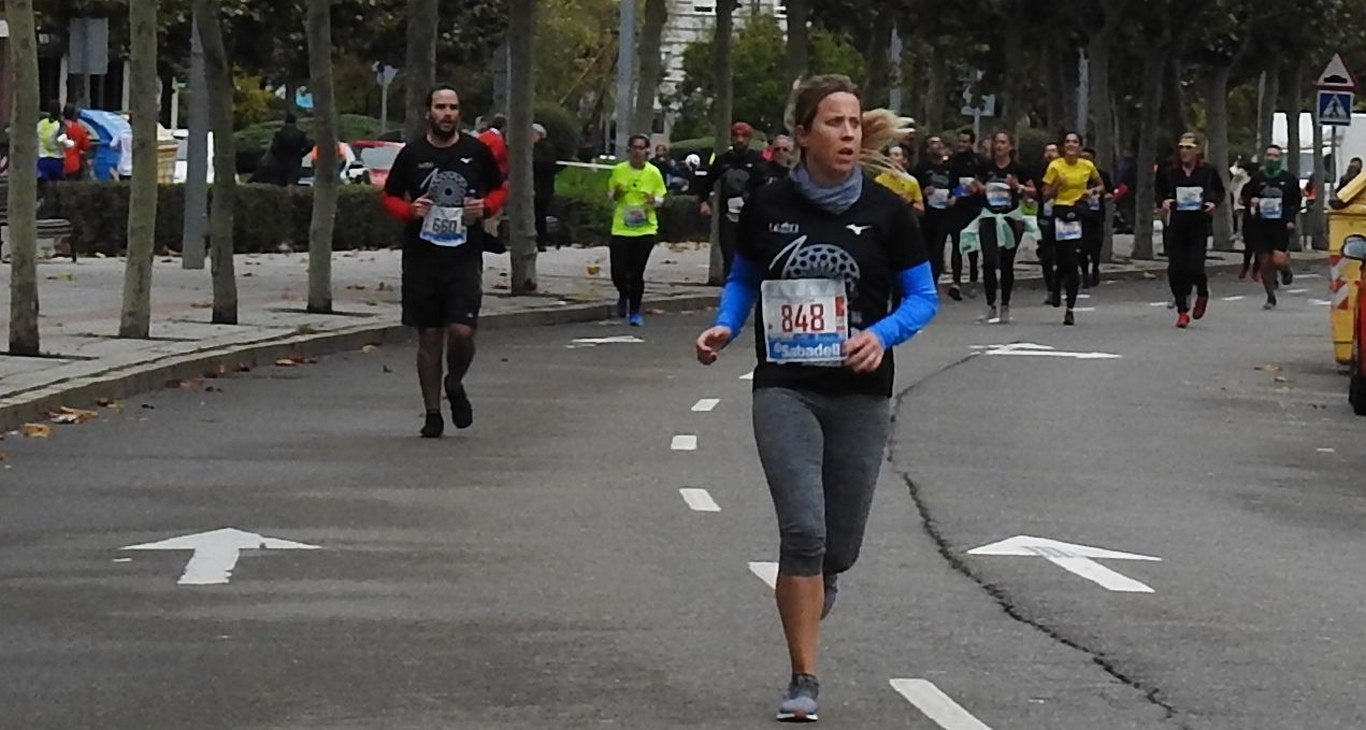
843, 331, 885, 373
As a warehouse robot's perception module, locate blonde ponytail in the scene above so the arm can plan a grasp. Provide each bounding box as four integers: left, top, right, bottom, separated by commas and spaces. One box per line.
785, 74, 916, 179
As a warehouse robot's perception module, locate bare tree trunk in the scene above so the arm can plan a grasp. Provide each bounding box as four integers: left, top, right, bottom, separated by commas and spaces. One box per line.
862, 19, 894, 108
306, 0, 337, 313
509, 0, 538, 293
1045, 43, 1066, 132
403, 0, 438, 142
924, 49, 945, 135
707, 0, 736, 285
783, 0, 809, 85
632, 0, 667, 136
1132, 43, 1164, 261
1206, 64, 1234, 252
7, 0, 40, 355
1165, 59, 1187, 136
1310, 111, 1327, 250
1001, 0, 1026, 134
195, 0, 238, 324
1088, 6, 1121, 262
1257, 62, 1280, 158
1283, 62, 1303, 180
120, 0, 158, 339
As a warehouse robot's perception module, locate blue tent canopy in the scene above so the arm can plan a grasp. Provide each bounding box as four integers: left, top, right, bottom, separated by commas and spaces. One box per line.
77, 109, 129, 181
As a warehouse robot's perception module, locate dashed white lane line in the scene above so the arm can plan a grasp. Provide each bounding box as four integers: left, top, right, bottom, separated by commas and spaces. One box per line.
890, 679, 993, 730
1077, 293, 1092, 299
1298, 273, 1323, 279
739, 370, 755, 381
692, 398, 720, 412
748, 561, 778, 589
679, 488, 721, 512
1310, 299, 1333, 306
671, 435, 698, 451
1286, 288, 1309, 294
1072, 307, 1096, 312
1149, 301, 1170, 307
1318, 447, 1337, 454
1221, 295, 1246, 301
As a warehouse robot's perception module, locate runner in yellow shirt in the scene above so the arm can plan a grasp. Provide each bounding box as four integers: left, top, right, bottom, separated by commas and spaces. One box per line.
1041, 131, 1103, 325
874, 143, 925, 214
608, 134, 668, 325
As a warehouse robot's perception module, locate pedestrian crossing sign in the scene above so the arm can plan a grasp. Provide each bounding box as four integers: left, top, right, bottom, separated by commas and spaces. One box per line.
1317, 90, 1354, 126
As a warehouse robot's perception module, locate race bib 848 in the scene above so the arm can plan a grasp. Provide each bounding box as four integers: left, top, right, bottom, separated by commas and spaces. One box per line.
761, 278, 849, 365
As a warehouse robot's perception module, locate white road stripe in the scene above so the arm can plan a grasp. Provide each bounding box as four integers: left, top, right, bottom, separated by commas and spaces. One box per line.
1149, 301, 1170, 307
671, 435, 698, 451
692, 398, 720, 412
1298, 273, 1322, 279
1221, 295, 1246, 301
890, 679, 993, 730
1310, 299, 1333, 306
679, 488, 721, 511
1072, 307, 1097, 312
748, 561, 778, 589
1286, 288, 1309, 294
739, 370, 755, 381
1318, 447, 1337, 454
1077, 293, 1092, 299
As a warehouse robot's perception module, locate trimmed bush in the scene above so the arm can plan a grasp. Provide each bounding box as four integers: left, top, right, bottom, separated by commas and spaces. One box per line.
48, 181, 402, 255
534, 104, 581, 162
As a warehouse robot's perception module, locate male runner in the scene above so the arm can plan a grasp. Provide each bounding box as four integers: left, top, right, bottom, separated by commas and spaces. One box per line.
382, 85, 507, 437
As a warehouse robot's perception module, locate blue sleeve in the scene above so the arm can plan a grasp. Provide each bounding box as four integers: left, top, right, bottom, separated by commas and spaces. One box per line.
714, 253, 763, 334
868, 262, 939, 349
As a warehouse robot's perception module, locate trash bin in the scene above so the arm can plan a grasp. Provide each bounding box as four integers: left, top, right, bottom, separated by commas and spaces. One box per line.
1327, 174, 1366, 364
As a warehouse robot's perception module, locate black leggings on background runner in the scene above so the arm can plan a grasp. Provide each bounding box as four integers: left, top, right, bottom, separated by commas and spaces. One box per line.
980, 221, 1020, 308
1165, 221, 1209, 313
1050, 206, 1082, 309
1037, 225, 1056, 295
951, 228, 980, 286
610, 234, 656, 314
1078, 216, 1102, 284
922, 212, 950, 283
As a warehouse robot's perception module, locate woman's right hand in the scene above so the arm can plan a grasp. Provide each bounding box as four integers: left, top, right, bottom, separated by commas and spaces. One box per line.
695, 326, 734, 365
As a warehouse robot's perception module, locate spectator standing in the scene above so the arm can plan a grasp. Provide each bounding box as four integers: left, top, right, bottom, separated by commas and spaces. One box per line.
62, 105, 92, 180
532, 123, 560, 252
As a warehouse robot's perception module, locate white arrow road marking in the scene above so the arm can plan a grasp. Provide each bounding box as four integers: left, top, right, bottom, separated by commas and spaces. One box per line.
692, 398, 720, 412
981, 343, 1121, 360
671, 435, 698, 451
679, 488, 721, 512
122, 528, 319, 586
890, 679, 993, 730
748, 561, 778, 589
968, 535, 1160, 593
1221, 295, 1246, 301
739, 370, 755, 381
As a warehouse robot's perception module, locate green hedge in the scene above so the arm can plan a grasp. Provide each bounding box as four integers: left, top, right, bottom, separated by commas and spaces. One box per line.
47, 180, 709, 254
48, 181, 402, 255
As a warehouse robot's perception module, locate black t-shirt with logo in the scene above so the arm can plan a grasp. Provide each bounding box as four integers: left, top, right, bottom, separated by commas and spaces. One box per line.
1242, 169, 1301, 225
384, 134, 504, 259
708, 147, 767, 199
976, 160, 1033, 214
736, 175, 929, 398
913, 160, 954, 215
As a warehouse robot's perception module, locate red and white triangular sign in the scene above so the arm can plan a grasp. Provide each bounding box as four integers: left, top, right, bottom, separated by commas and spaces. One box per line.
1315, 53, 1358, 91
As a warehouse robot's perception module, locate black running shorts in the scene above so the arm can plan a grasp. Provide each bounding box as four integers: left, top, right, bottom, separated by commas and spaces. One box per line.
401, 246, 483, 329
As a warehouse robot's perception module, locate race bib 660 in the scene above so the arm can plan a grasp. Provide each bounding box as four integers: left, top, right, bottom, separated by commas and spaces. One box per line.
421, 205, 467, 247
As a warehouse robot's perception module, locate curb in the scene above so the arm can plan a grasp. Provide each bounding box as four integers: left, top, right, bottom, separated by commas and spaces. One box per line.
0, 291, 719, 432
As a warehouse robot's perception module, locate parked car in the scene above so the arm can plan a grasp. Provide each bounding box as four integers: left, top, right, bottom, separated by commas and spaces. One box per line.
1344, 235, 1366, 416
353, 142, 404, 188
298, 142, 359, 186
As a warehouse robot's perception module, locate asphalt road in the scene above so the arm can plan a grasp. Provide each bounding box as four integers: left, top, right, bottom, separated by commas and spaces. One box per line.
2, 266, 1363, 729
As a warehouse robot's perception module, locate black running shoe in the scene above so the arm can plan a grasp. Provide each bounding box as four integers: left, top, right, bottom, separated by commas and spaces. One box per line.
447, 382, 473, 429
1281, 268, 1293, 286
420, 412, 444, 438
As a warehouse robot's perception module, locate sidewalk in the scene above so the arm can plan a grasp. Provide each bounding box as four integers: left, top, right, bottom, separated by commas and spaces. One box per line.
0, 236, 1330, 430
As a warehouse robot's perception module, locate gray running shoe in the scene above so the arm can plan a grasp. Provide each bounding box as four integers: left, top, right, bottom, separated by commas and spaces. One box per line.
821, 574, 838, 620
977, 306, 998, 324
999, 305, 1011, 324
777, 674, 820, 722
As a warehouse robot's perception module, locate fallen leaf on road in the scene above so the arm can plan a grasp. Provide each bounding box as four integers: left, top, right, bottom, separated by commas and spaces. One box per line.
0, 452, 6, 462
346, 284, 367, 290
382, 364, 394, 373
45, 272, 75, 281
236, 364, 252, 373
364, 300, 379, 306
647, 308, 665, 315
21, 423, 52, 438
1141, 272, 1157, 280
243, 272, 253, 277
586, 265, 601, 276
295, 324, 321, 335
1274, 376, 1290, 383
190, 301, 212, 309
361, 345, 380, 354
493, 283, 510, 290
166, 378, 205, 389
140, 404, 156, 410
205, 386, 221, 393
376, 282, 392, 292
96, 398, 122, 409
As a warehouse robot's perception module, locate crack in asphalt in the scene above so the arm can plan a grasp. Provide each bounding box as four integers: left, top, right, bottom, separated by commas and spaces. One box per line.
887, 352, 1188, 729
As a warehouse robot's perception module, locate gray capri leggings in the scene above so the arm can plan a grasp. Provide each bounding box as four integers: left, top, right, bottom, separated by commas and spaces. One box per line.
752, 386, 891, 578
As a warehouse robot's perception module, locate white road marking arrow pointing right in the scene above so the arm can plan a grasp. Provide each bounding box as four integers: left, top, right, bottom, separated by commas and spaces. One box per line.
968, 535, 1160, 593
122, 528, 319, 585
